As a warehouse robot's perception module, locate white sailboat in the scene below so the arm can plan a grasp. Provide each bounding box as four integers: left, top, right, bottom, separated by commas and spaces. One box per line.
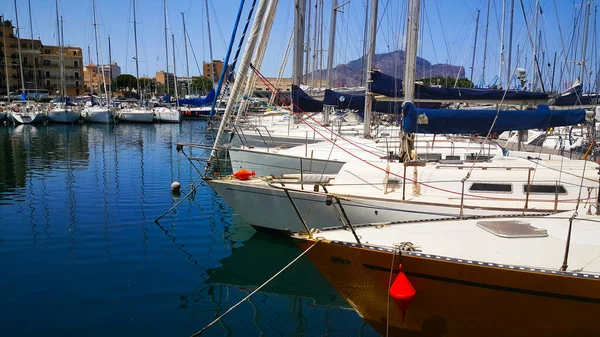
82, 0, 113, 124
117, 0, 154, 123
47, 8, 80, 123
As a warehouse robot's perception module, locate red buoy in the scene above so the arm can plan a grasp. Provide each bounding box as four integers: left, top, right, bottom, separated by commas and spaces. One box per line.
232, 168, 256, 180
389, 264, 416, 320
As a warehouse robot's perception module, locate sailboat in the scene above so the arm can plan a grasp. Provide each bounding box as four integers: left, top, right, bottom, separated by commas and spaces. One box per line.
10, 0, 44, 125
47, 5, 81, 123
291, 1, 600, 336
153, 1, 181, 123
82, 0, 113, 124
117, 0, 154, 123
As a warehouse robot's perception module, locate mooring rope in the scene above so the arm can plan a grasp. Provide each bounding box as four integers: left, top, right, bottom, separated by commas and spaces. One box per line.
189, 239, 321, 337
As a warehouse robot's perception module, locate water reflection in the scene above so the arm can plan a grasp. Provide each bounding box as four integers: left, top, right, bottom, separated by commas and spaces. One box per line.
0, 122, 375, 337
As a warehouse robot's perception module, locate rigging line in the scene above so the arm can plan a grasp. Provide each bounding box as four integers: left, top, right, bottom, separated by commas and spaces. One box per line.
423, 4, 439, 65
190, 240, 321, 337
250, 63, 593, 202
208, 0, 227, 49
434, 0, 453, 64
518, 0, 545, 92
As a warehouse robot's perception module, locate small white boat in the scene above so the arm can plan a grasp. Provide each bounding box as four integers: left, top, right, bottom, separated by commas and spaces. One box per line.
11, 102, 45, 124
47, 103, 81, 123
118, 107, 154, 123
83, 104, 114, 124
153, 106, 182, 123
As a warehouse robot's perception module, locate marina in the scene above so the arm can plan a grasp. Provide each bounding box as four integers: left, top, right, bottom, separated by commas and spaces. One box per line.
2, 0, 600, 335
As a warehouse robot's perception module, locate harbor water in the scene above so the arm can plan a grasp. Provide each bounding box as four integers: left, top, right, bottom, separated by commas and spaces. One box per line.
0, 121, 377, 337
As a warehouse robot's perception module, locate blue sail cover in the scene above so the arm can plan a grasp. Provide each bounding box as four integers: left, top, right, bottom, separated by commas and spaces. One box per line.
370, 70, 549, 101
178, 89, 216, 106
402, 102, 586, 134
292, 85, 329, 112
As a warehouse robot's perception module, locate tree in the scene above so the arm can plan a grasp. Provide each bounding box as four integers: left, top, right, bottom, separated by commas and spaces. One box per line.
191, 76, 213, 94
113, 74, 137, 91
419, 76, 475, 88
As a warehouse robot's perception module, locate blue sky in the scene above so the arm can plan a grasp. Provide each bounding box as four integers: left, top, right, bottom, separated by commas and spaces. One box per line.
2, 0, 595, 90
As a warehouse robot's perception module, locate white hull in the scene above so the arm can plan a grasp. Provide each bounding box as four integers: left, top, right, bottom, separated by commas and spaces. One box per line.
153, 107, 182, 123
118, 109, 154, 123
47, 110, 81, 123
229, 147, 346, 176
83, 107, 113, 124
12, 112, 45, 124
206, 179, 541, 233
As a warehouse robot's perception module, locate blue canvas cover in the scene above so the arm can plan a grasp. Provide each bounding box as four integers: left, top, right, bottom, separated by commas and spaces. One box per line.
402, 102, 586, 134
178, 89, 216, 106
292, 85, 331, 112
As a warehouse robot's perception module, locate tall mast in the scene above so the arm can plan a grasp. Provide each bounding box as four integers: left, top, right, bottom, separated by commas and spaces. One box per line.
506, 0, 514, 88
305, 0, 312, 84
482, 0, 490, 86
3, 15, 11, 100
532, 0, 539, 90
181, 12, 190, 96
318, 0, 324, 88
163, 0, 170, 96
469, 9, 480, 86
362, 1, 369, 85
28, 0, 38, 92
404, 0, 420, 103
311, 0, 318, 87
362, 0, 378, 138
498, 0, 506, 87
580, 0, 591, 83
204, 0, 216, 86
132, 0, 140, 98
60, 16, 65, 98
171, 34, 178, 104
325, 0, 337, 89
93, 0, 102, 96
108, 36, 112, 103
14, 0, 25, 94
293, 0, 306, 86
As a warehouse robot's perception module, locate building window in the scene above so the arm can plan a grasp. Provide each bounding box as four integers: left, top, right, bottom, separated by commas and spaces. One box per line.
46, 71, 50, 78
44, 49, 51, 54
75, 81, 79, 87
75, 72, 79, 79
469, 183, 512, 193
46, 80, 50, 86
76, 88, 80, 95
74, 60, 79, 67
23, 56, 28, 65
73, 51, 77, 56
43, 60, 50, 65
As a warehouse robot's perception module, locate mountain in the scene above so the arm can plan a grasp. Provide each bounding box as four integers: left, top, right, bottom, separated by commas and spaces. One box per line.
305, 50, 465, 87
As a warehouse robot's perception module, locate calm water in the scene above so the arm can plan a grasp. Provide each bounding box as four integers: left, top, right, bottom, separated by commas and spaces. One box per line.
0, 121, 377, 337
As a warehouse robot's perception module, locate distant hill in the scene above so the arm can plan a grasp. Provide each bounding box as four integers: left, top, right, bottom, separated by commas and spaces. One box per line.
305, 50, 465, 87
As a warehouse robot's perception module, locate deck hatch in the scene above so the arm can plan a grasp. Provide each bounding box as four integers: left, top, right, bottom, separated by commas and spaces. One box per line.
476, 220, 548, 238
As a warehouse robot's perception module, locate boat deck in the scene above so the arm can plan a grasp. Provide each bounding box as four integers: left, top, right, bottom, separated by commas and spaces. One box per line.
311, 212, 600, 275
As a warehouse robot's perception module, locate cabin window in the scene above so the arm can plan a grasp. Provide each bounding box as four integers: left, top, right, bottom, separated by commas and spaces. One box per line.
469, 183, 512, 193
523, 184, 567, 195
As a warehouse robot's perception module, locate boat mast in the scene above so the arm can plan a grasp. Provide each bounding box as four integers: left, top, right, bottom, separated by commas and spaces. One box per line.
163, 0, 170, 96
181, 12, 190, 96
311, 0, 318, 87
171, 34, 178, 105
27, 0, 38, 93
325, 0, 337, 89
498, 0, 506, 87
531, 0, 539, 91
132, 0, 140, 98
506, 0, 514, 89
580, 0, 591, 84
293, 0, 306, 86
2, 16, 10, 101
204, 0, 216, 87
13, 0, 25, 95
469, 9, 480, 86
318, 0, 324, 88
208, 0, 269, 167
108, 36, 112, 103
305, 0, 312, 86
92, 0, 103, 98
362, 0, 378, 138
60, 16, 65, 98
482, 0, 490, 86
361, 0, 369, 85
404, 0, 419, 103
